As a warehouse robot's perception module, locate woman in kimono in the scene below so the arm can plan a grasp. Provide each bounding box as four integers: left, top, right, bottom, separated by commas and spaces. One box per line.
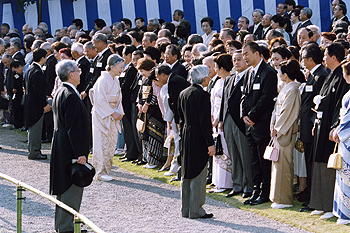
90, 54, 125, 181
209, 54, 233, 193
332, 60, 350, 225
136, 58, 165, 169
270, 59, 301, 209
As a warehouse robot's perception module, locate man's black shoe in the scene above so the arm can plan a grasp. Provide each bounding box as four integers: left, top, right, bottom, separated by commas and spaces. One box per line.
250, 196, 269, 205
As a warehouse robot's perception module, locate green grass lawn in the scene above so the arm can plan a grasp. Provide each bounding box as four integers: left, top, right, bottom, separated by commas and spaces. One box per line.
113, 154, 350, 233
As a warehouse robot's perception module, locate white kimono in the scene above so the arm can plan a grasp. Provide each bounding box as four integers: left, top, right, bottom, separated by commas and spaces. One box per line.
90, 71, 124, 177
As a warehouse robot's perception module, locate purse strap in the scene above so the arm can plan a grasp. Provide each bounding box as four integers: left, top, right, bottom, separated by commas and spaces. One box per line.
333, 142, 339, 154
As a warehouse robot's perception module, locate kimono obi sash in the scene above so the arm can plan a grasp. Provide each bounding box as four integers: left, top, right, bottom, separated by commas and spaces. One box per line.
108, 95, 119, 109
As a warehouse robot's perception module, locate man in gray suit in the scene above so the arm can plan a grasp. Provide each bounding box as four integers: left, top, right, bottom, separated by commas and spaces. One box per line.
219, 50, 253, 198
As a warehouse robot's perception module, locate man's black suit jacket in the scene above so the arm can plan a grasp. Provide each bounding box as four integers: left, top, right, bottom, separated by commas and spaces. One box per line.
241, 60, 277, 135
171, 61, 188, 79
219, 74, 246, 134
76, 56, 90, 93
24, 63, 47, 127
329, 16, 350, 32
291, 20, 313, 46
84, 48, 113, 93
7, 51, 25, 96
300, 65, 328, 143
44, 54, 57, 97
50, 83, 91, 195
120, 63, 138, 120
168, 73, 190, 124
248, 24, 264, 40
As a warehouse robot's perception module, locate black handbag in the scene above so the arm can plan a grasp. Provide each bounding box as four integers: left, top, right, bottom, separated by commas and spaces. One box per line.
213, 133, 223, 155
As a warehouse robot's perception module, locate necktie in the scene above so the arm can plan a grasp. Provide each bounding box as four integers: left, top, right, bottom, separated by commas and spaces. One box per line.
234, 74, 240, 86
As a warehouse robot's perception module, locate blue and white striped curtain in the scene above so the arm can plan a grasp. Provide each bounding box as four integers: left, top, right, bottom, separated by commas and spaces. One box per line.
0, 0, 347, 36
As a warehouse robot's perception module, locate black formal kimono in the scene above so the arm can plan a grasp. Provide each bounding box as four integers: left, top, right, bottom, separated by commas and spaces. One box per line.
309, 65, 350, 212
44, 54, 58, 97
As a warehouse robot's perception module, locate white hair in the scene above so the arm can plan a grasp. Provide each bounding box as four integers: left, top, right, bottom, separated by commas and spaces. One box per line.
189, 65, 209, 84
193, 43, 208, 53
71, 43, 84, 55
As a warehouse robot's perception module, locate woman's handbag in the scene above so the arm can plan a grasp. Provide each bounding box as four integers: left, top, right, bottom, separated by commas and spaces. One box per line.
295, 138, 304, 153
136, 113, 147, 133
213, 133, 223, 156
263, 136, 279, 162
327, 143, 342, 169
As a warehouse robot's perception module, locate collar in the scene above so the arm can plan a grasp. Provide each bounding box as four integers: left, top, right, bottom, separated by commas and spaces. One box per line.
236, 69, 247, 79
62, 82, 81, 99
13, 51, 21, 58
254, 22, 261, 29
263, 26, 270, 31
33, 62, 43, 71
302, 19, 310, 25
310, 64, 322, 75
76, 55, 83, 63
170, 60, 178, 69
253, 59, 263, 74
98, 47, 109, 57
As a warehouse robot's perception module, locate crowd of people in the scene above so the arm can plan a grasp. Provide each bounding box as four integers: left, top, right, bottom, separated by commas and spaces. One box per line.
1, 0, 350, 230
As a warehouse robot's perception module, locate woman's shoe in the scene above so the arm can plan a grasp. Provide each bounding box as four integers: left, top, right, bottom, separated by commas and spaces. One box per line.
97, 175, 113, 181
158, 165, 170, 172
143, 163, 157, 169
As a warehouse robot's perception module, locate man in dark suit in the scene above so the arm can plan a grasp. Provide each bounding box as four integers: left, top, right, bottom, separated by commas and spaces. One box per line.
40, 42, 57, 143
299, 43, 328, 210
164, 44, 188, 79
24, 48, 51, 160
261, 14, 272, 40
50, 60, 91, 232
248, 9, 264, 40
309, 43, 350, 218
241, 41, 278, 205
9, 60, 24, 130
71, 43, 90, 93
291, 7, 313, 46
219, 51, 253, 198
7, 39, 25, 129
82, 33, 112, 101
178, 65, 215, 219
329, 3, 349, 32
119, 45, 140, 162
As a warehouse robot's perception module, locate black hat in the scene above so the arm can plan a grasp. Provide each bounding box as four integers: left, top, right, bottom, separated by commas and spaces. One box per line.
65, 159, 95, 187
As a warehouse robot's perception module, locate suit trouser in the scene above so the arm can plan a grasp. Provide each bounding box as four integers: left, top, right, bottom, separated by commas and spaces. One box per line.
304, 142, 313, 196
28, 115, 44, 159
224, 115, 253, 193
12, 95, 23, 128
122, 117, 139, 160
246, 132, 271, 198
181, 166, 207, 219
43, 111, 53, 140
55, 184, 83, 232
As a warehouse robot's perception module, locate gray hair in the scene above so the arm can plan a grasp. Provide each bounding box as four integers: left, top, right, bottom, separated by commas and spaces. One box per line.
10, 37, 22, 49
40, 42, 53, 52
106, 54, 124, 71
31, 40, 44, 51
193, 43, 208, 53
3, 53, 12, 60
60, 36, 72, 46
92, 33, 108, 44
148, 18, 160, 27
83, 41, 94, 50
38, 22, 49, 33
301, 7, 312, 19
253, 9, 264, 18
190, 65, 209, 84
24, 24, 33, 31
307, 25, 320, 36
71, 43, 84, 55
56, 60, 77, 82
